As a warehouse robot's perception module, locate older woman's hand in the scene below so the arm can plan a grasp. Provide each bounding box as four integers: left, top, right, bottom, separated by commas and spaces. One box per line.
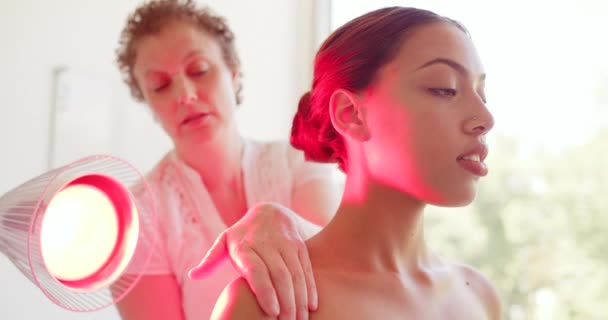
188, 202, 319, 320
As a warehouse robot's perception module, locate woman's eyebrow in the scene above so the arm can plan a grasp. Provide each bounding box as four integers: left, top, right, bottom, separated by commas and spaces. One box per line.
416, 57, 486, 80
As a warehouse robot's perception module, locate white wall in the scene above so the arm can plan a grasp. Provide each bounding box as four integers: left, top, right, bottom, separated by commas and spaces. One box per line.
0, 0, 317, 318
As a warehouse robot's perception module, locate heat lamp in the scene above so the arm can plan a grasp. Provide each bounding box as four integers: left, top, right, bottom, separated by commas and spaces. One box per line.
0, 155, 157, 312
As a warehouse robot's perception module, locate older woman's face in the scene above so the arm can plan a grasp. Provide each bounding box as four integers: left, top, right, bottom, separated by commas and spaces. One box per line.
133, 20, 239, 148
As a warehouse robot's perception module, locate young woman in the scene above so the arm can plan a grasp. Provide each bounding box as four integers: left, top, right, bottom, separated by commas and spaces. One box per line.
213, 6, 502, 320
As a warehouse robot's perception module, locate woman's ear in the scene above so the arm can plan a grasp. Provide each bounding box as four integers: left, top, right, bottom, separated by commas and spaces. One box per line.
231, 69, 239, 87
231, 69, 241, 104
328, 89, 370, 141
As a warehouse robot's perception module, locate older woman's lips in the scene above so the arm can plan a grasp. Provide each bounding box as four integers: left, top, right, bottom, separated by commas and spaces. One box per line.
181, 113, 210, 128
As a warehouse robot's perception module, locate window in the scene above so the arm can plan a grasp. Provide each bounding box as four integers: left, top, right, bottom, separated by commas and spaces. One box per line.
327, 1, 608, 319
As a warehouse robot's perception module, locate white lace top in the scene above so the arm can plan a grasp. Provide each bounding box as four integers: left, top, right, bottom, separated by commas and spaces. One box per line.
132, 139, 333, 319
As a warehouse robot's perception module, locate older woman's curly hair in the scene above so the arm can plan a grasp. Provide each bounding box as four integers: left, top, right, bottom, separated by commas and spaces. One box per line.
116, 0, 243, 103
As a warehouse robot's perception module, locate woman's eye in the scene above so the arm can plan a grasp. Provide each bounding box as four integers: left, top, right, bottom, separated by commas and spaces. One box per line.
479, 94, 487, 104
190, 69, 207, 77
429, 88, 457, 97
189, 63, 210, 77
153, 81, 170, 92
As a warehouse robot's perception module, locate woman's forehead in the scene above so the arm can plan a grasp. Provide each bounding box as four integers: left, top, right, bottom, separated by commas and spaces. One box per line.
134, 23, 220, 71
141, 22, 217, 54
391, 23, 483, 75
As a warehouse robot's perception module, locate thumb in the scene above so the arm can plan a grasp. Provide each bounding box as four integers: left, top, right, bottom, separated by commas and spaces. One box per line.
188, 231, 228, 280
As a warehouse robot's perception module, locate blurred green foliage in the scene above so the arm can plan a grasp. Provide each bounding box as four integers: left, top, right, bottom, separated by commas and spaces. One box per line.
426, 130, 608, 320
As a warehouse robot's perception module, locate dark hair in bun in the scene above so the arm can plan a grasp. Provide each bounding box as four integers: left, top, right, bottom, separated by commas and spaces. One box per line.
291, 91, 346, 170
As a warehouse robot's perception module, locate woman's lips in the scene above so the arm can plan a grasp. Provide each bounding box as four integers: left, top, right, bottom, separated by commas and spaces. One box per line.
181, 113, 210, 128
457, 143, 489, 176
458, 158, 488, 176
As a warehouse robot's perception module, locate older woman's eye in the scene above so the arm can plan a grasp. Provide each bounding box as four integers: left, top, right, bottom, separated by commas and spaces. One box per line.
429, 88, 457, 97
153, 81, 170, 92
189, 63, 210, 77
189, 69, 207, 77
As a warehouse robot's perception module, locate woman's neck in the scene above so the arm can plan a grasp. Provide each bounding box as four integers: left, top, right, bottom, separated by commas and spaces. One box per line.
176, 128, 244, 193
309, 171, 436, 277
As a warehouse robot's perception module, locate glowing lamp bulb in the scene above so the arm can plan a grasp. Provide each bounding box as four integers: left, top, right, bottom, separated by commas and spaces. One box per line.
41, 184, 119, 284
0, 156, 151, 311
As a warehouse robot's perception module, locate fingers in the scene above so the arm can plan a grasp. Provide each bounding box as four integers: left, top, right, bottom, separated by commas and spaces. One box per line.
188, 231, 228, 280
218, 203, 315, 319
238, 249, 280, 317
297, 243, 318, 311
280, 247, 310, 320
262, 251, 296, 320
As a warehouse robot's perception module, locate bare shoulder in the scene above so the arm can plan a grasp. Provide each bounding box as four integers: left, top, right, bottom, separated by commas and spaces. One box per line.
211, 277, 274, 320
454, 263, 503, 320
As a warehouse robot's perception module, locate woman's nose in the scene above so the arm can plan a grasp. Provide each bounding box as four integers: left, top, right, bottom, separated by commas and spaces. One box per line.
464, 99, 494, 136
173, 76, 197, 105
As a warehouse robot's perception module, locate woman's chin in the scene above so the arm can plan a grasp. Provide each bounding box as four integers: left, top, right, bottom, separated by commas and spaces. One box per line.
430, 188, 477, 208
178, 125, 220, 145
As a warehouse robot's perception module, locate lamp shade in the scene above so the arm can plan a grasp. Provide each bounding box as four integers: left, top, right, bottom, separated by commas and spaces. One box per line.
0, 155, 157, 312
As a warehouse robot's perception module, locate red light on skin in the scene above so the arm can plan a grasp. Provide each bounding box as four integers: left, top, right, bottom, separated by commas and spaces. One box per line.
39, 175, 139, 292
41, 184, 119, 283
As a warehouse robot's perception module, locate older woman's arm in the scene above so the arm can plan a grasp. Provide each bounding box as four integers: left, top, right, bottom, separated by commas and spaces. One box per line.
190, 147, 341, 319
114, 275, 185, 320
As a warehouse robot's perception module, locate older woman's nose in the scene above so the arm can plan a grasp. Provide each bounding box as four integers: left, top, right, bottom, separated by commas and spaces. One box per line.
173, 76, 197, 106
